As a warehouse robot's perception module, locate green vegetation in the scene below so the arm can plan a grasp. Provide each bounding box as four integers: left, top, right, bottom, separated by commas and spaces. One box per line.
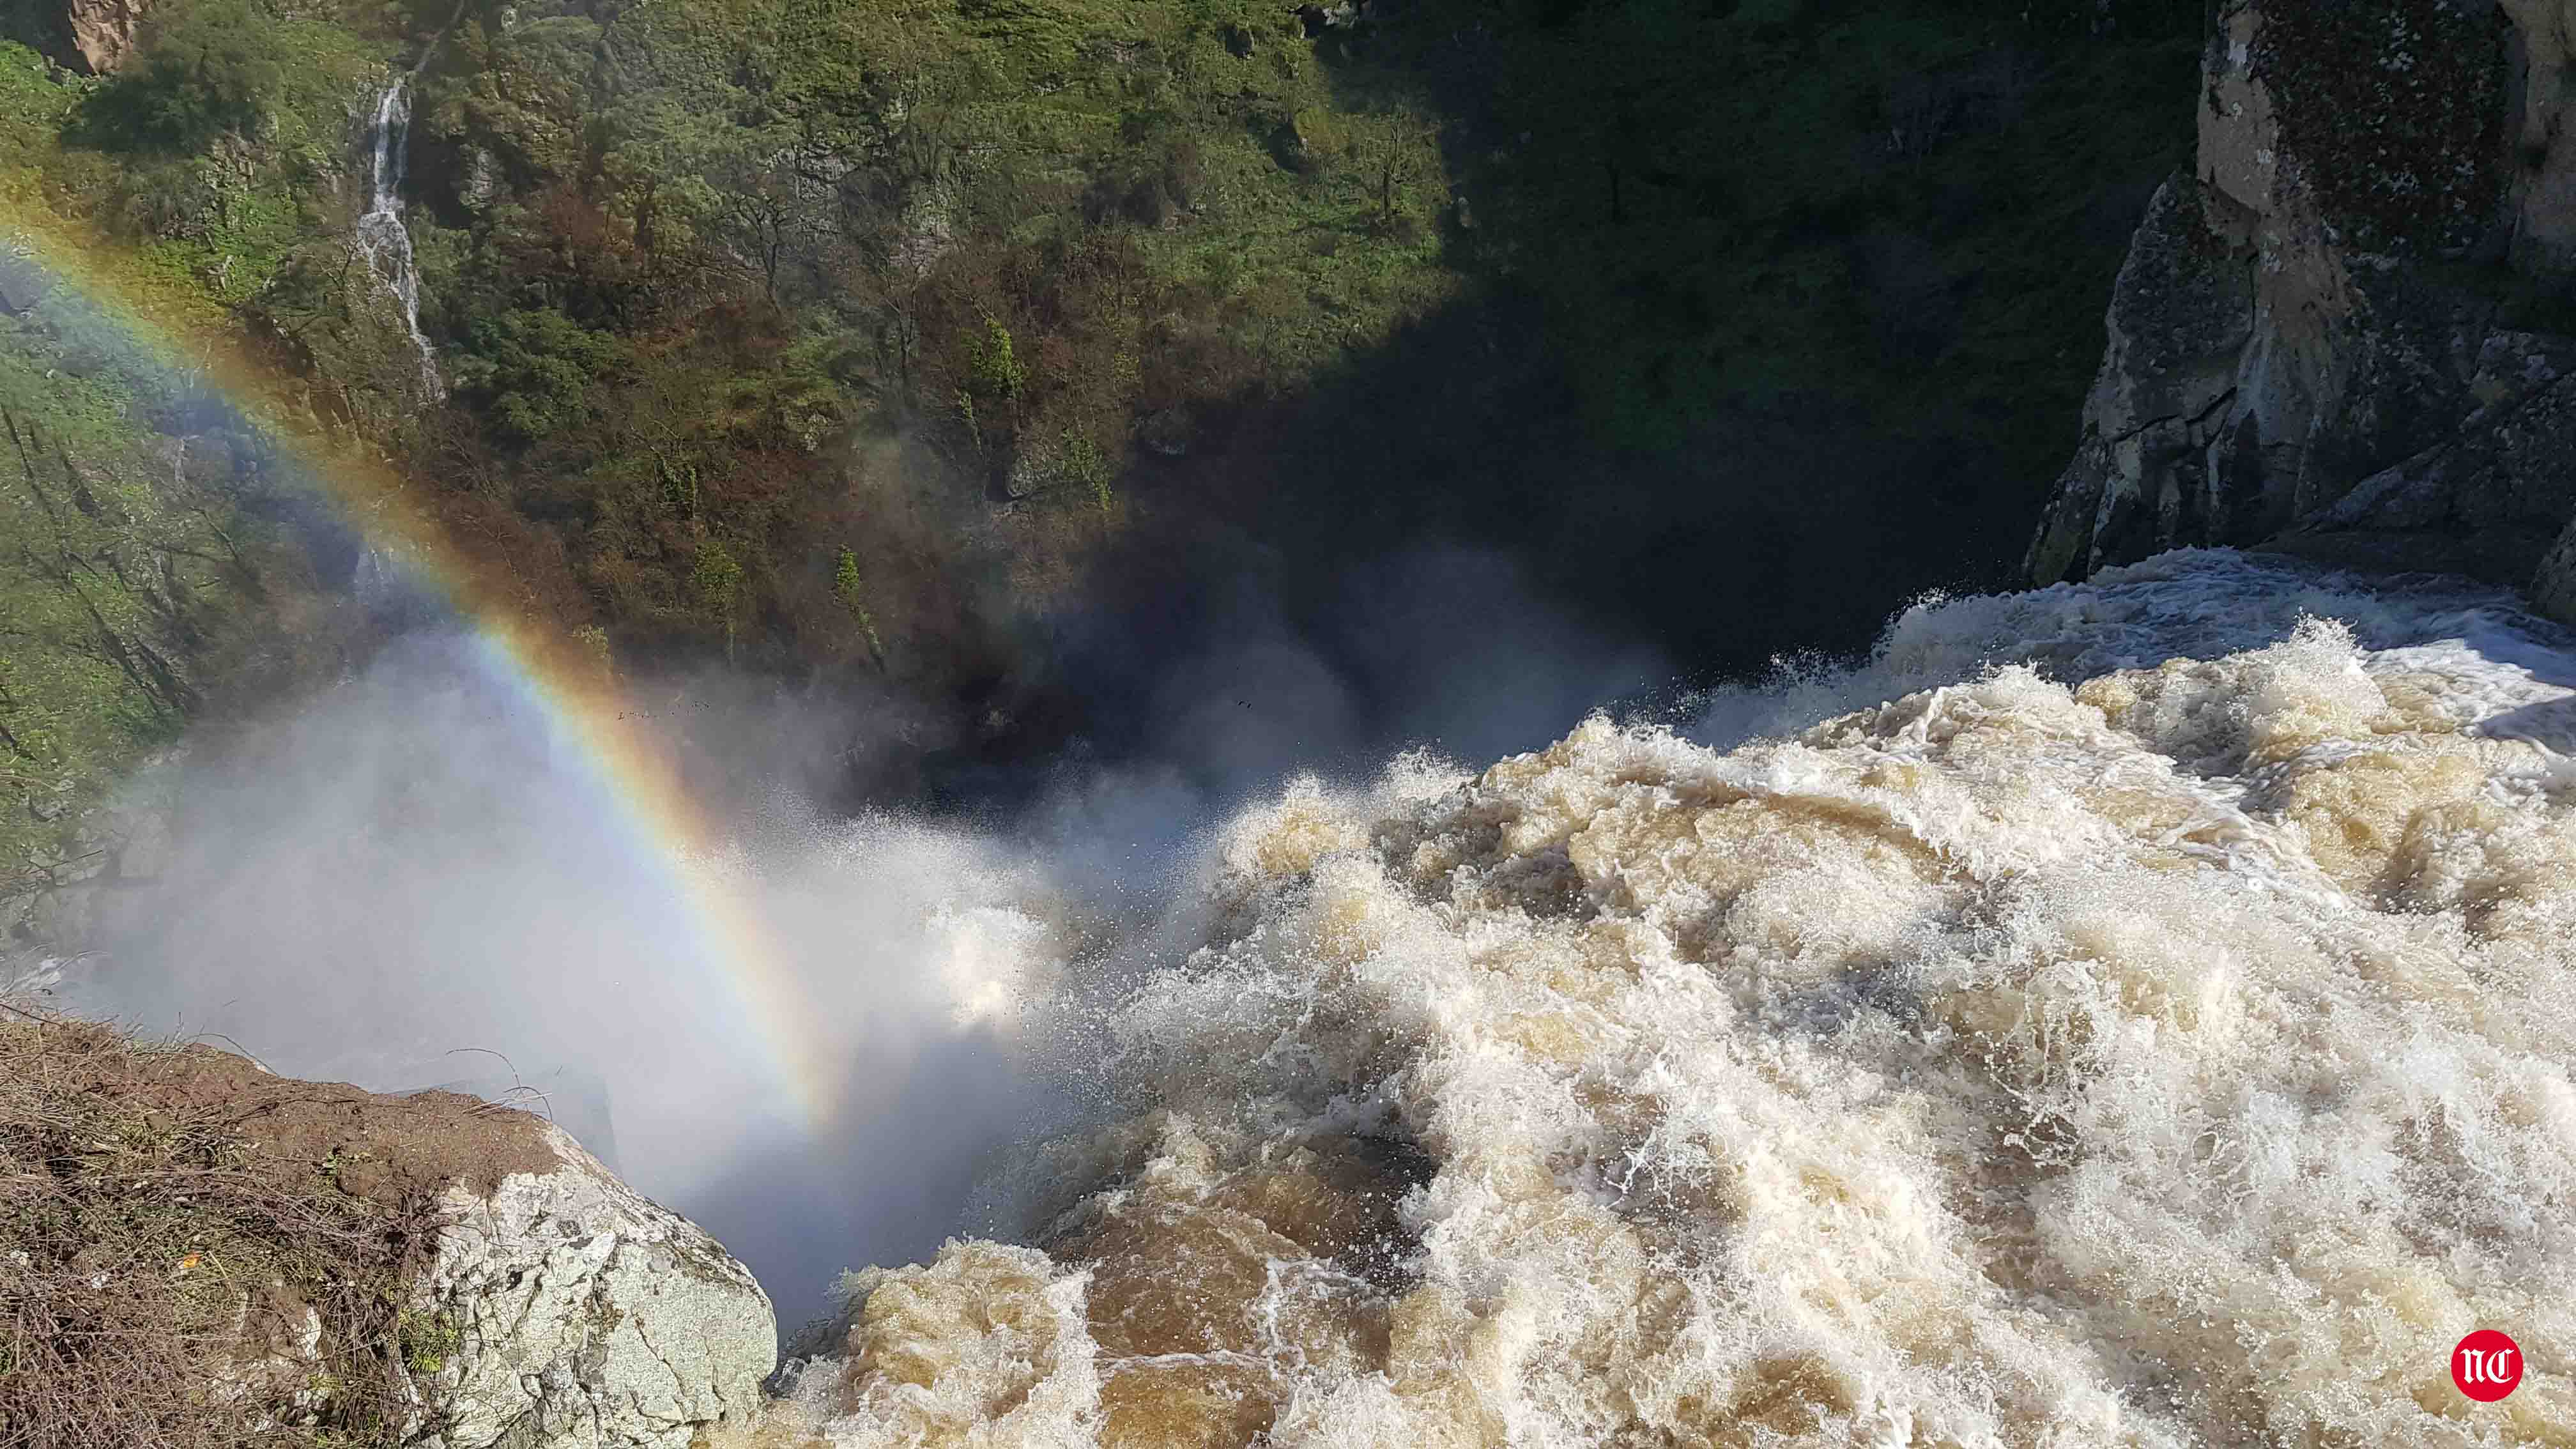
29, 0, 1460, 712
0, 291, 320, 939
386, 0, 1462, 673
396, 1304, 460, 1376
1273, 0, 2202, 662
831, 546, 884, 666
0, 0, 2204, 933
56, 4, 379, 312
1434, 1, 2198, 455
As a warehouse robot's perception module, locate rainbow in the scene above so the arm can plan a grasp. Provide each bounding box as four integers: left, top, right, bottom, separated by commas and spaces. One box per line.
0, 213, 843, 1130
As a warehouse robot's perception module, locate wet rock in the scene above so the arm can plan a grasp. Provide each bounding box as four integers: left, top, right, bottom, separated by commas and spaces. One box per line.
2535, 515, 2576, 625
2025, 179, 2256, 585
457, 147, 502, 213
2292, 371, 2576, 576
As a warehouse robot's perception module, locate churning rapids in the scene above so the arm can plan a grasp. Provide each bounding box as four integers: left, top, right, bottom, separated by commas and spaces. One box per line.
769, 548, 2576, 1447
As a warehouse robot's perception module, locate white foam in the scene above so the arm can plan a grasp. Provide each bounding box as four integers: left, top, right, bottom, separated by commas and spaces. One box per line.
804, 550, 2576, 1446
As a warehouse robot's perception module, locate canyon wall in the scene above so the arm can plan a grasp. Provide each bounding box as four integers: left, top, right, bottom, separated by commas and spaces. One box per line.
2030, 0, 2576, 623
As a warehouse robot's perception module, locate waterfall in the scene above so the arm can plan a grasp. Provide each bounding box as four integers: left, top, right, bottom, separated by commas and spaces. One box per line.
355, 77, 442, 399
350, 542, 436, 631
351, 543, 399, 611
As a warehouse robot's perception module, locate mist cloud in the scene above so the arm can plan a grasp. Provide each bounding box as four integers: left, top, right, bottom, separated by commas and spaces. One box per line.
56, 541, 1667, 1328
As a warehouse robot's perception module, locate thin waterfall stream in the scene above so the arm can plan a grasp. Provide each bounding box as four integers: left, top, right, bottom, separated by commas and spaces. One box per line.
354, 76, 441, 398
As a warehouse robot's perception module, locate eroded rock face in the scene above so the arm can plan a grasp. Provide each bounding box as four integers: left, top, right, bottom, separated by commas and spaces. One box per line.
59, 0, 150, 73
409, 1121, 777, 1449
2032, 0, 2576, 624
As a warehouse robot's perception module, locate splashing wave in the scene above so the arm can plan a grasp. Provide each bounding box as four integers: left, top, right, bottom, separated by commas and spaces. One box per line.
788, 550, 2576, 1446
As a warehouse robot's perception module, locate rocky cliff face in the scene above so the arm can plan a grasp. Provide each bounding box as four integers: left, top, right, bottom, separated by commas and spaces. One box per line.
42, 0, 150, 72
2030, 0, 2576, 624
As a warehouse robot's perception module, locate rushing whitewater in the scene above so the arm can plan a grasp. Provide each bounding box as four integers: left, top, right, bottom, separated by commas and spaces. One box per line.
770, 550, 2574, 1447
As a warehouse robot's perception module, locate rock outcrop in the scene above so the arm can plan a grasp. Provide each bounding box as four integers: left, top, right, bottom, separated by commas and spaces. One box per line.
0, 1016, 776, 1448
2030, 0, 2576, 625
408, 1120, 778, 1449
56, 0, 150, 72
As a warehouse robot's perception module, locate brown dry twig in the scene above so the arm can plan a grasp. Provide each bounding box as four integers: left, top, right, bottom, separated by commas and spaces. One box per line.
0, 1005, 452, 1448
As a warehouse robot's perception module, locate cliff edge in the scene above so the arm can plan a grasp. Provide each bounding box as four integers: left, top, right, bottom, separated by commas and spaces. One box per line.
0, 1011, 776, 1448
2030, 0, 2576, 624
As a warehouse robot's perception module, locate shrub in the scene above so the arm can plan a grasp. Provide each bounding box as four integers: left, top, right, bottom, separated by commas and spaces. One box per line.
964, 316, 1027, 404
86, 0, 286, 150
691, 539, 744, 656
451, 307, 618, 443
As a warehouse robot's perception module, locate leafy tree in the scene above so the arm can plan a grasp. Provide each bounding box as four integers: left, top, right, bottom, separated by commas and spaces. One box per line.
450, 307, 617, 443
1057, 431, 1113, 513
572, 623, 613, 676
1347, 107, 1445, 234
0, 316, 310, 920
88, 0, 286, 148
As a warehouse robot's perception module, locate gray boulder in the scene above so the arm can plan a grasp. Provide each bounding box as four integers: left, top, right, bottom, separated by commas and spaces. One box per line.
406, 1121, 777, 1449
